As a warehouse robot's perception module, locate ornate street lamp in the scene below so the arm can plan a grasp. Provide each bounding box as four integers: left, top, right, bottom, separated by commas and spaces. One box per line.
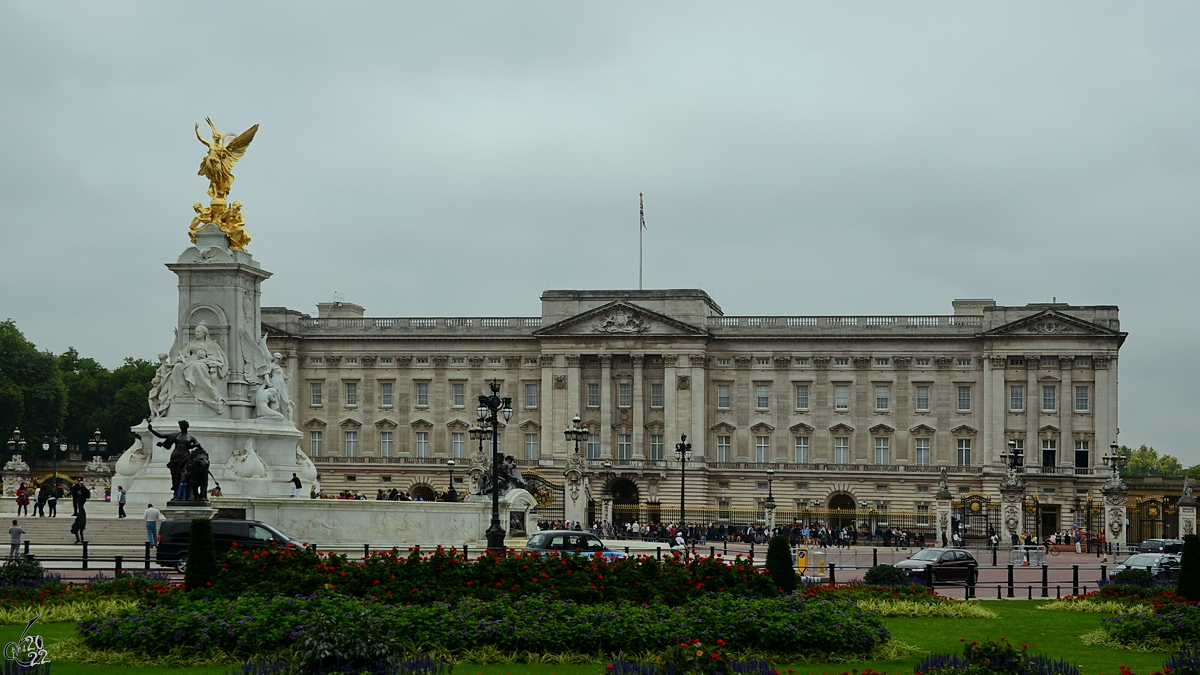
446, 459, 456, 500
477, 380, 513, 555
1000, 439, 1024, 472
87, 429, 107, 458
40, 431, 68, 485
674, 434, 692, 525
563, 415, 588, 454
602, 460, 613, 525
765, 468, 775, 507
6, 428, 26, 456
1102, 443, 1127, 479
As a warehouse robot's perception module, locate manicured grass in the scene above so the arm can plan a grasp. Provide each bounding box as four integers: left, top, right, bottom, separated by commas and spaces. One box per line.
0, 601, 1177, 675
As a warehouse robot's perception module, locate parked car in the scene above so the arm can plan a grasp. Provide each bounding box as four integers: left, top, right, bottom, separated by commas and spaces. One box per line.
156, 519, 301, 572
894, 547, 978, 585
1136, 539, 1184, 554
523, 530, 629, 559
1111, 553, 1182, 581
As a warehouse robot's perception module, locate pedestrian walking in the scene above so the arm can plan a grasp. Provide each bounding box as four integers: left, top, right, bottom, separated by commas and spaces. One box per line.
15, 483, 28, 517
70, 507, 87, 544
8, 520, 25, 560
144, 504, 162, 546
116, 486, 127, 518
46, 484, 58, 517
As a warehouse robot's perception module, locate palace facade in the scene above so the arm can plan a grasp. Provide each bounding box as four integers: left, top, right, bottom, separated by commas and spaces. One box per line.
262, 290, 1126, 540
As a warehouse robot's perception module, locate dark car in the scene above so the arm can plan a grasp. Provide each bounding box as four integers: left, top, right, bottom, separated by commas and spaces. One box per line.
1112, 553, 1182, 581
523, 530, 628, 560
1136, 539, 1184, 554
155, 518, 300, 572
894, 547, 978, 585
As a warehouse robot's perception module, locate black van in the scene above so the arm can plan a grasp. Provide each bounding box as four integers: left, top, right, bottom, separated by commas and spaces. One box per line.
155, 519, 300, 572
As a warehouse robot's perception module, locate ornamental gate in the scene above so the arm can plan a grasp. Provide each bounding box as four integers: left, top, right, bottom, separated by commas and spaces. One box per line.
953, 493, 996, 541
523, 471, 565, 524
1127, 496, 1177, 543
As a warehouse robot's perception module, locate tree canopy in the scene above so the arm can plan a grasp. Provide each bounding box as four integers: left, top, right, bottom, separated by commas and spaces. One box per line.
0, 319, 152, 463
1119, 445, 1189, 478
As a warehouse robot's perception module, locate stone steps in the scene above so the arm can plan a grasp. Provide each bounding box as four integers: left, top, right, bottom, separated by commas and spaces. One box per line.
6, 515, 148, 545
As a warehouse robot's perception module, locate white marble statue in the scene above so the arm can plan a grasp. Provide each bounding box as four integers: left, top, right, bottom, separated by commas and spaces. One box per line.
263, 353, 293, 417
295, 443, 318, 484
165, 323, 228, 414
253, 387, 287, 420
146, 353, 173, 419
225, 438, 270, 479
2, 455, 30, 472
114, 438, 149, 478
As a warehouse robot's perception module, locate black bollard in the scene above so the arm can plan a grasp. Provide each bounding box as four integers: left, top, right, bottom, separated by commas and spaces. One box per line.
723, 539, 728, 555
364, 544, 370, 559
115, 555, 123, 574
625, 546, 630, 556
1100, 564, 1107, 581
463, 545, 469, 559
1056, 586, 1061, 599
656, 546, 661, 561
992, 545, 998, 567
1041, 564, 1049, 598
996, 585, 1002, 600
23, 541, 29, 557
145, 542, 152, 570
829, 563, 836, 586
1072, 565, 1079, 596
1007, 564, 1014, 598
873, 548, 878, 566
710, 546, 715, 558
82, 541, 89, 570
925, 564, 934, 589
1028, 584, 1033, 600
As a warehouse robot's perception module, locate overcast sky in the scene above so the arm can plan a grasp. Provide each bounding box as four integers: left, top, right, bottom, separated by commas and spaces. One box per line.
2, 3, 1199, 464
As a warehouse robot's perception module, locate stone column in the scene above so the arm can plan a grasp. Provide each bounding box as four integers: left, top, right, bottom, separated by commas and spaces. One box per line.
562, 453, 587, 525
632, 355, 645, 459
663, 355, 679, 445
1178, 480, 1197, 538
1101, 476, 1129, 553
600, 355, 613, 458
764, 500, 777, 533
999, 472, 1026, 550
935, 470, 953, 547
1058, 356, 1074, 468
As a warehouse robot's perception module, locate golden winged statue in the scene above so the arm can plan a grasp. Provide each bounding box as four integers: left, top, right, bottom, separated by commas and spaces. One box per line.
195, 117, 259, 200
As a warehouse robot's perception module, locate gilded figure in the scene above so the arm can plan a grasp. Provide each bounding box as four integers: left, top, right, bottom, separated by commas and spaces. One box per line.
195, 118, 259, 200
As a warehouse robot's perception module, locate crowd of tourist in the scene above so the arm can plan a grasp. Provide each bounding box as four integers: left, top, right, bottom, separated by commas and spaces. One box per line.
312, 486, 460, 502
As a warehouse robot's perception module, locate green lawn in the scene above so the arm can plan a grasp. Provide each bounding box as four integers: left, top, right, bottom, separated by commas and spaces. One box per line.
0, 601, 1175, 675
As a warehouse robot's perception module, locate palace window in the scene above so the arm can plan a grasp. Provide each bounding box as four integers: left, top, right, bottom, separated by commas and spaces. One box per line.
915, 385, 930, 412
1042, 385, 1057, 412
309, 431, 322, 457
380, 382, 393, 407
618, 382, 632, 408
586, 433, 600, 459
835, 358, 850, 366
875, 385, 889, 411
834, 437, 849, 464
452, 432, 465, 458
915, 438, 930, 466
956, 439, 971, 466
795, 436, 809, 463
958, 358, 972, 367
1075, 386, 1090, 412
344, 382, 358, 406
415, 432, 429, 458
717, 384, 731, 409
834, 385, 849, 410
795, 384, 809, 410
453, 383, 465, 407
650, 434, 664, 460
310, 382, 322, 406
617, 434, 632, 460
1075, 440, 1089, 468
380, 431, 393, 458
756, 384, 770, 409
650, 383, 664, 408
1042, 439, 1057, 467
524, 433, 539, 459
874, 437, 890, 465
755, 436, 770, 463
416, 382, 429, 407
586, 383, 600, 407
344, 431, 358, 457
916, 358, 931, 367
957, 386, 971, 412
525, 383, 538, 408
716, 435, 731, 462
1010, 385, 1024, 412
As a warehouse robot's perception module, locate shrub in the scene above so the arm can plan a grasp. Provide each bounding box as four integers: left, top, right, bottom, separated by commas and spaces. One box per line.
608, 638, 775, 675
914, 637, 1080, 674
1164, 645, 1200, 675
236, 654, 452, 675
1179, 534, 1200, 603
1102, 603, 1200, 646
0, 558, 46, 586
184, 518, 218, 592
1111, 568, 1157, 588
78, 592, 890, 658
863, 565, 913, 587
765, 536, 795, 593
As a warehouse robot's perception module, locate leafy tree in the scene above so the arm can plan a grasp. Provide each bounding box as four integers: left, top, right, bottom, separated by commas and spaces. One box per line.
1121, 445, 1186, 478
0, 320, 66, 458
1186, 464, 1200, 480
765, 534, 796, 592
58, 349, 154, 456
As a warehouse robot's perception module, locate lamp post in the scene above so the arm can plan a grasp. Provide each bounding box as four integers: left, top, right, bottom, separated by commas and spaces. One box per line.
674, 434, 692, 526
563, 415, 588, 454
764, 468, 776, 533
1102, 443, 1127, 479
1000, 439, 1024, 472
87, 429, 107, 459
476, 380, 513, 555
6, 428, 26, 456
446, 459, 455, 500
40, 431, 68, 486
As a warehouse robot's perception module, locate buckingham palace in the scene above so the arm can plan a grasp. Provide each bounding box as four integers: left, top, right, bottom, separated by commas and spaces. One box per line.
261, 289, 1125, 540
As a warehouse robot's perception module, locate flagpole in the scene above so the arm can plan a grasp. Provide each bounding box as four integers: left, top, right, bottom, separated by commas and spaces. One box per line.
639, 192, 644, 290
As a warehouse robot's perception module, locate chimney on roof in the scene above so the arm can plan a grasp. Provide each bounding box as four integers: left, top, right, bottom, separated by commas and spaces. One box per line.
952, 299, 996, 317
